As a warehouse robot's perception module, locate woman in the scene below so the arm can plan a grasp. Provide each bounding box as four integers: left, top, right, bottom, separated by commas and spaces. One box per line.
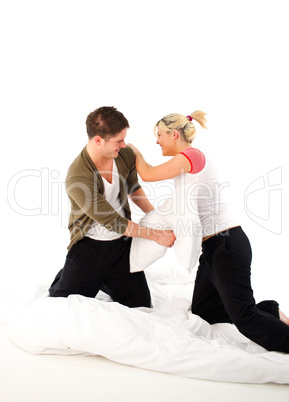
128, 110, 289, 353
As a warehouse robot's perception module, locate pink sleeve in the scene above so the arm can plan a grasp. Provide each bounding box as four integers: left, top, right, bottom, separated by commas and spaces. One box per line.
179, 148, 206, 174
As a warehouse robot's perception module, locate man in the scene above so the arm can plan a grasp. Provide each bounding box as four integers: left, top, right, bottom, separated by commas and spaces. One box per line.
49, 106, 176, 307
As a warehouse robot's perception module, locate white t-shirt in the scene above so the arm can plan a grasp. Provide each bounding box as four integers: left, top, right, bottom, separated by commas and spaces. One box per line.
85, 160, 126, 241
179, 147, 239, 237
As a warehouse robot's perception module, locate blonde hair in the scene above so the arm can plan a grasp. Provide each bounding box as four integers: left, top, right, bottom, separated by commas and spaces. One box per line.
154, 110, 207, 143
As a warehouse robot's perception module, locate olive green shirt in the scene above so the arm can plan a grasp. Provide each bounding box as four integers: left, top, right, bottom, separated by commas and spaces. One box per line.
66, 146, 141, 250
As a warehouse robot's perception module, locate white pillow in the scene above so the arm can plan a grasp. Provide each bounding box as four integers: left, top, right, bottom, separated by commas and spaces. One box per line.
130, 176, 202, 273
129, 207, 171, 273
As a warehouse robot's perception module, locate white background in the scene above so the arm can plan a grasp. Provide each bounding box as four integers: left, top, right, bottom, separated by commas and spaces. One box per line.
1, 0, 289, 311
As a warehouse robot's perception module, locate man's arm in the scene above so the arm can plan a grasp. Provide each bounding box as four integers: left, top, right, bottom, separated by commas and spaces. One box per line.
127, 188, 176, 247
67, 175, 129, 235
128, 187, 154, 214
125, 161, 175, 247
67, 175, 175, 247
123, 220, 176, 248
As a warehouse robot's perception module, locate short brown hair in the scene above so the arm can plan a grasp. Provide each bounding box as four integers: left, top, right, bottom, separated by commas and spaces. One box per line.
86, 106, 129, 140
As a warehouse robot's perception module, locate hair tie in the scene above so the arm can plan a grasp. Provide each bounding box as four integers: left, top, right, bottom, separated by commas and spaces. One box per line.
186, 115, 193, 121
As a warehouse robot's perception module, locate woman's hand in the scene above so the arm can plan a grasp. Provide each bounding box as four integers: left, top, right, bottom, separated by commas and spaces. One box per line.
127, 143, 141, 156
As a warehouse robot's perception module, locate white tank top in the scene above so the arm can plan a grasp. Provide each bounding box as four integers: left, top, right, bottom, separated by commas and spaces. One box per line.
178, 148, 239, 237
86, 159, 126, 241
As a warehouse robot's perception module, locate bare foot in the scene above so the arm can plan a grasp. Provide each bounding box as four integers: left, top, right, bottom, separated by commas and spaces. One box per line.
279, 309, 289, 325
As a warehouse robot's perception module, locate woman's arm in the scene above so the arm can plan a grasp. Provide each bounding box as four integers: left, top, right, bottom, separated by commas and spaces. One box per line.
127, 144, 191, 182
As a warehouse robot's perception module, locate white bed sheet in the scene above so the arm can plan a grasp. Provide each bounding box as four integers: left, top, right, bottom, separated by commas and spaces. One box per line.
2, 327, 289, 402
1, 259, 289, 385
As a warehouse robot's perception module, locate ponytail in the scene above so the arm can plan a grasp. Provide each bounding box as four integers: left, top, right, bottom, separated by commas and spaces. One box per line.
189, 110, 207, 129
156, 110, 207, 144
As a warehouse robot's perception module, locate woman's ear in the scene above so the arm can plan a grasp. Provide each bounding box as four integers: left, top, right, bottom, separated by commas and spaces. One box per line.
172, 130, 180, 139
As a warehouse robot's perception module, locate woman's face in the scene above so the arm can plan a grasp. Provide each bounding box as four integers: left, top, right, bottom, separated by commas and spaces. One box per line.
156, 126, 174, 156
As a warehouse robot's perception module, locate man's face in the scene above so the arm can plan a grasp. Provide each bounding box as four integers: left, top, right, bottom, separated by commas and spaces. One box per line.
102, 128, 127, 158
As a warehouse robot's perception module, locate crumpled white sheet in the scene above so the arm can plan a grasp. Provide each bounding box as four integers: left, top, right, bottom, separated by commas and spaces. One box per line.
1, 260, 289, 384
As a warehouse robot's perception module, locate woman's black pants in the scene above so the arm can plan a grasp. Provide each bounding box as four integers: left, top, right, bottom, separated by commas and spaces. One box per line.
192, 226, 289, 353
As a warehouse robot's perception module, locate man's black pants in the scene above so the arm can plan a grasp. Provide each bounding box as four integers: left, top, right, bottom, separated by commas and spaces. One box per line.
49, 236, 151, 308
192, 226, 289, 353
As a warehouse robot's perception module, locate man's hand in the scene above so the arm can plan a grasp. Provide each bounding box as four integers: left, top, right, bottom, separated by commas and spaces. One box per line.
124, 221, 176, 247
153, 229, 176, 248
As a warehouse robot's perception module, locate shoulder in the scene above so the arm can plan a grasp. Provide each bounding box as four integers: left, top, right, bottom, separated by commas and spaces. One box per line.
118, 146, 136, 166
179, 148, 206, 174
66, 147, 96, 182
121, 146, 136, 159
180, 147, 205, 159
67, 149, 84, 175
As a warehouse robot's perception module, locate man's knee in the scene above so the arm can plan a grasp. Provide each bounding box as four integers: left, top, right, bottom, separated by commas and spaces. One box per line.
117, 288, 151, 308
